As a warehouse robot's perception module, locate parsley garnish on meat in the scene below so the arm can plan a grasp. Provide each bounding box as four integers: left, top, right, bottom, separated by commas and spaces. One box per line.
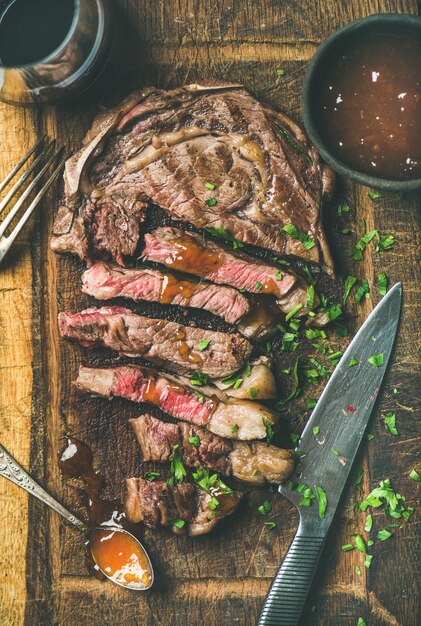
168, 518, 186, 528
205, 182, 216, 190
272, 122, 313, 164
257, 500, 272, 515
307, 284, 315, 308
206, 225, 244, 249
197, 339, 210, 351
192, 467, 233, 513
231, 424, 239, 434
189, 435, 200, 447
205, 198, 217, 207
368, 353, 384, 367
144, 471, 161, 482
376, 272, 388, 296
255, 281, 263, 290
343, 275, 357, 304
190, 371, 208, 387
285, 303, 303, 321
275, 269, 283, 280
168, 444, 186, 485
249, 387, 259, 399
383, 412, 398, 435
327, 303, 342, 321
194, 391, 205, 403
262, 417, 274, 445
282, 224, 316, 250
314, 485, 328, 519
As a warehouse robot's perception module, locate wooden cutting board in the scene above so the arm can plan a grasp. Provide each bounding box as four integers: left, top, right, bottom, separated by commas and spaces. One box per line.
0, 2, 420, 625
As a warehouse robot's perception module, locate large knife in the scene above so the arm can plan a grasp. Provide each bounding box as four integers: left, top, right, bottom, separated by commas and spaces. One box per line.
258, 282, 402, 626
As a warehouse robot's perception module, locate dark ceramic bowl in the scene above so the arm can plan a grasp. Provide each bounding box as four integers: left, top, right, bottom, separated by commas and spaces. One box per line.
302, 13, 421, 191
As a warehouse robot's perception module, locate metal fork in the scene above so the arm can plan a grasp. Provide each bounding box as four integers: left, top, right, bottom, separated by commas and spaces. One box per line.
0, 136, 67, 264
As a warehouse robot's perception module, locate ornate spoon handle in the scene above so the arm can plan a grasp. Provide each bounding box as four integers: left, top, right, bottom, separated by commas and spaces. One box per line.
0, 442, 88, 533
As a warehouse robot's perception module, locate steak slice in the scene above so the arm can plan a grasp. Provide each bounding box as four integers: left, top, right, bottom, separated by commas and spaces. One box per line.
50, 83, 334, 273
130, 414, 295, 486
143, 226, 316, 316
74, 365, 278, 440
124, 477, 241, 536
81, 261, 250, 325
58, 306, 252, 378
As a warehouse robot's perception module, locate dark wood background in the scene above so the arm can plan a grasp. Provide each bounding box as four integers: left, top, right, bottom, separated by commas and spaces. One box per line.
0, 1, 420, 625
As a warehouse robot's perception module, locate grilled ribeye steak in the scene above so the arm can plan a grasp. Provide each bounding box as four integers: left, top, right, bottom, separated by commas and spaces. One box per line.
131, 414, 295, 486
51, 83, 334, 272
143, 226, 316, 317
82, 261, 250, 325
75, 365, 278, 440
59, 306, 252, 378
125, 477, 242, 536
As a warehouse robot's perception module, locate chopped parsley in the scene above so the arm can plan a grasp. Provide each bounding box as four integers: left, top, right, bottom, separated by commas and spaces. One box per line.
206, 225, 244, 249
285, 303, 303, 321
231, 424, 239, 434
249, 387, 259, 399
410, 469, 421, 481
197, 339, 210, 351
313, 426, 319, 436
357, 618, 367, 626
308, 398, 317, 409
368, 353, 384, 367
375, 234, 395, 252
376, 272, 388, 296
189, 435, 200, 447
354, 534, 367, 553
265, 521, 277, 529
337, 203, 350, 216
359, 479, 410, 520
205, 197, 217, 207
290, 482, 315, 507
350, 228, 378, 261
355, 467, 364, 490
377, 529, 393, 541
192, 467, 233, 503
168, 518, 186, 528
309, 358, 329, 378
341, 543, 354, 551
278, 357, 301, 405
273, 122, 313, 164
144, 471, 161, 482
343, 275, 357, 304
276, 68, 285, 76
169, 445, 186, 484
355, 278, 370, 302
355, 565, 362, 575
257, 500, 272, 515
364, 554, 373, 568
275, 269, 283, 280
306, 284, 315, 308
364, 514, 373, 533
305, 328, 326, 340
383, 412, 398, 435
368, 191, 385, 200
367, 433, 375, 441
205, 182, 216, 190
328, 303, 342, 321
314, 485, 328, 519
282, 224, 316, 250
190, 371, 208, 387
255, 281, 263, 290
195, 391, 206, 403
348, 357, 359, 367
262, 417, 274, 445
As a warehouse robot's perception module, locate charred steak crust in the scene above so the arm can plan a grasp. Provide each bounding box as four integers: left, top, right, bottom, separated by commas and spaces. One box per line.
51, 83, 334, 273
58, 306, 252, 378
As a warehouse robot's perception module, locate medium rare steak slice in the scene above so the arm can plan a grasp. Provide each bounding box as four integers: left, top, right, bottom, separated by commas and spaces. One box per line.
50, 83, 334, 273
59, 306, 252, 378
124, 477, 241, 536
75, 365, 278, 440
130, 414, 295, 486
81, 261, 250, 325
143, 226, 316, 316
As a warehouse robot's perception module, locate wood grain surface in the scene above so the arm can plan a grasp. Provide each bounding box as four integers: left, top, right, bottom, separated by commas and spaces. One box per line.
0, 2, 420, 625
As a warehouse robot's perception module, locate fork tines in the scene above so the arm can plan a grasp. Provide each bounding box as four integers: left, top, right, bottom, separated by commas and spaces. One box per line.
0, 135, 67, 263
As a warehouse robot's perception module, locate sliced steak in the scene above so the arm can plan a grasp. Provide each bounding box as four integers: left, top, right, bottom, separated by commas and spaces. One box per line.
130, 414, 295, 486
143, 226, 316, 317
59, 306, 252, 378
81, 261, 250, 325
51, 83, 334, 273
75, 365, 278, 440
124, 477, 241, 536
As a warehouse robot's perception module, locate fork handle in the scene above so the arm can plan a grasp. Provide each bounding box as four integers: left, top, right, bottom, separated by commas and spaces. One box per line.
257, 523, 326, 626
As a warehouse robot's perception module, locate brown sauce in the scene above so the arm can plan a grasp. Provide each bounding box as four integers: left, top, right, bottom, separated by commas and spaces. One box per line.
176, 329, 203, 364
167, 234, 224, 276
159, 272, 199, 305
89, 527, 153, 590
315, 32, 421, 180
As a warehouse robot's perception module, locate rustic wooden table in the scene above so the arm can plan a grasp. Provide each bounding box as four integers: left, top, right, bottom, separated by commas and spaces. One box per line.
0, 1, 420, 625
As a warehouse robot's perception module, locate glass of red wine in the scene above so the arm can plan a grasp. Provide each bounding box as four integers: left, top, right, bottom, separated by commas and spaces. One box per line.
0, 0, 113, 105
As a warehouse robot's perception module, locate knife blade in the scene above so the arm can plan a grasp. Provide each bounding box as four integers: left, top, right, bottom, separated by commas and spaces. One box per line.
258, 282, 402, 626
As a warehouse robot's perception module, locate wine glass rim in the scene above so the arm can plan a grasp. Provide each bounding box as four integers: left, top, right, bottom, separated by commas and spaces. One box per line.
0, 0, 81, 69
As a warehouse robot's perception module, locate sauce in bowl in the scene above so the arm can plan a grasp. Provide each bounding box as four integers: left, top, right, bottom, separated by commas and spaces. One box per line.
314, 32, 421, 180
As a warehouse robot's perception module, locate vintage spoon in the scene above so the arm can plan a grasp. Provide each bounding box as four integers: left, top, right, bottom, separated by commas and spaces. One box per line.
0, 442, 154, 590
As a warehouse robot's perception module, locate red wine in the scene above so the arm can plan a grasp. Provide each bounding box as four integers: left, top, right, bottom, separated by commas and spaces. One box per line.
0, 0, 75, 66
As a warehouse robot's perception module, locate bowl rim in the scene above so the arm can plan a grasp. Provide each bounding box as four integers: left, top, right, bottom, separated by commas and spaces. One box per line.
301, 12, 421, 191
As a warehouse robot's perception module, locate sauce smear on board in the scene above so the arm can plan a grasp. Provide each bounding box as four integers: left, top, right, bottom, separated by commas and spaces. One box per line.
315, 32, 421, 180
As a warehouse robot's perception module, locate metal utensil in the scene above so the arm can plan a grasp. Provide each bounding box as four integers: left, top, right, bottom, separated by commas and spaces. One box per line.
0, 136, 67, 264
0, 442, 154, 590
258, 282, 402, 625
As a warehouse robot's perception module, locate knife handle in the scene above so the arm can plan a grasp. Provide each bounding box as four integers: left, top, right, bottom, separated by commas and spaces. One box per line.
257, 524, 325, 626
